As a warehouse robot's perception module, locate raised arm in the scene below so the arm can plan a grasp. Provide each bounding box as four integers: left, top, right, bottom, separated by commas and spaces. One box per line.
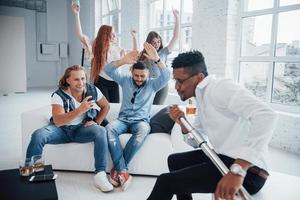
131, 29, 138, 50
143, 42, 166, 69
71, 3, 93, 57
119, 29, 138, 57
111, 50, 139, 68
166, 9, 180, 51
105, 50, 139, 85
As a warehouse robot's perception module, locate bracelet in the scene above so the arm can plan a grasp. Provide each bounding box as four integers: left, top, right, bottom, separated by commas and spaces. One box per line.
154, 58, 161, 64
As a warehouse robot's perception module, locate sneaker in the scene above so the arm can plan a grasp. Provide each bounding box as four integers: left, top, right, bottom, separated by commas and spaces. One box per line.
94, 171, 113, 192
118, 171, 132, 191
109, 168, 120, 187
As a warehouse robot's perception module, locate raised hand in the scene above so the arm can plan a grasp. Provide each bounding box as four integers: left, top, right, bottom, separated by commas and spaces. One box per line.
121, 50, 139, 65
71, 2, 80, 14
131, 29, 137, 37
143, 42, 159, 61
173, 9, 179, 19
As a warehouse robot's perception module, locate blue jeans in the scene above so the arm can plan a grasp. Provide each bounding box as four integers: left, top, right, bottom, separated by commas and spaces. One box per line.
106, 119, 150, 172
26, 123, 109, 172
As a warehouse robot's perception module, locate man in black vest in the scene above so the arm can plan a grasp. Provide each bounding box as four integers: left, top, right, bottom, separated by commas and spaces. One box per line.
25, 65, 113, 192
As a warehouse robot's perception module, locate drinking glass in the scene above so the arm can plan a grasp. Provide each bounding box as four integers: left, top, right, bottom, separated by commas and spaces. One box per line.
32, 154, 45, 172
19, 158, 34, 176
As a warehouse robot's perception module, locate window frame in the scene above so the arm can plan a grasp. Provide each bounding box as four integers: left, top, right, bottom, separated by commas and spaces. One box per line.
148, 0, 193, 101
96, 0, 121, 44
238, 0, 300, 113
148, 0, 193, 56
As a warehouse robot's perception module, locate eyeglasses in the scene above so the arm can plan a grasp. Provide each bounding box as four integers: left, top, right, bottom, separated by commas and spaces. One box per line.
173, 74, 197, 85
131, 91, 138, 104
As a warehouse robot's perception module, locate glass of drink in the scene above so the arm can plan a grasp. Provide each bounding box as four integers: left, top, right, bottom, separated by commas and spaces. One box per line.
19, 158, 34, 176
32, 155, 45, 172
186, 98, 196, 115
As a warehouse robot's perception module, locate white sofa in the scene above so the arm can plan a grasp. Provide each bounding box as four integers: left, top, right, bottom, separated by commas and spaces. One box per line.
21, 104, 300, 199
21, 103, 192, 176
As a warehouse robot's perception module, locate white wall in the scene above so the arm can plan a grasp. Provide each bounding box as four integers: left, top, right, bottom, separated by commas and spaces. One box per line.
0, 6, 57, 88
0, 16, 26, 94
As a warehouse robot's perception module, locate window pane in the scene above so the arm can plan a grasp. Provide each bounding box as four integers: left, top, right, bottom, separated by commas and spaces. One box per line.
111, 13, 120, 34
102, 16, 110, 25
239, 62, 270, 100
280, 0, 300, 6
241, 15, 272, 56
276, 10, 300, 56
102, 0, 109, 15
181, 27, 192, 51
108, 0, 118, 11
165, 0, 180, 26
272, 63, 300, 106
150, 1, 163, 28
244, 0, 274, 11
182, 0, 193, 24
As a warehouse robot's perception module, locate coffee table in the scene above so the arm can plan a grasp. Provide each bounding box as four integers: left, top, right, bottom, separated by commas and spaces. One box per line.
0, 165, 58, 200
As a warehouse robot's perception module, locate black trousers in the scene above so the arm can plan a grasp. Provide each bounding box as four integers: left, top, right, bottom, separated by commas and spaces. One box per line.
147, 150, 267, 200
153, 84, 169, 105
94, 76, 120, 103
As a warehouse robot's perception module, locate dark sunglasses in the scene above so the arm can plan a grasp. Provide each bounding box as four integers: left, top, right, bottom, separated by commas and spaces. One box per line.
131, 91, 138, 104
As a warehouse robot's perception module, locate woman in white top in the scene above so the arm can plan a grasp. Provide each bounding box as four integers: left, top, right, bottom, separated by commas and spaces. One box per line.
71, 3, 137, 103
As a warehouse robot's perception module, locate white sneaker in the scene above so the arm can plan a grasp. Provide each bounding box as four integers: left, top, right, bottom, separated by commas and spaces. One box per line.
94, 171, 114, 192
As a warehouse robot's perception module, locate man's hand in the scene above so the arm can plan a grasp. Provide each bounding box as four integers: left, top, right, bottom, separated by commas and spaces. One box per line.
169, 104, 185, 123
121, 50, 139, 64
78, 96, 95, 113
214, 173, 244, 200
84, 120, 97, 127
168, 105, 189, 134
143, 42, 160, 61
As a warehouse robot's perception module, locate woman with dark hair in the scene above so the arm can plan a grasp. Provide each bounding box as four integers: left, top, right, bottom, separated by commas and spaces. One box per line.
141, 9, 179, 105
72, 3, 137, 103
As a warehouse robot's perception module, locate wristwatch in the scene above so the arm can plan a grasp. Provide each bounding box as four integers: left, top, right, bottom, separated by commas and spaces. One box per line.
154, 58, 161, 64
230, 163, 247, 177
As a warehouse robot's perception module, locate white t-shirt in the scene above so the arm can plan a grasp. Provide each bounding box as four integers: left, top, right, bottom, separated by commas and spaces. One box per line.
100, 43, 123, 81
51, 87, 103, 126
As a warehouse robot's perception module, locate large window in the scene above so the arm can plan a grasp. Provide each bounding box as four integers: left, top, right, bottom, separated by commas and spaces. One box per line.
96, 0, 121, 44
149, 0, 193, 103
149, 0, 193, 64
239, 0, 300, 112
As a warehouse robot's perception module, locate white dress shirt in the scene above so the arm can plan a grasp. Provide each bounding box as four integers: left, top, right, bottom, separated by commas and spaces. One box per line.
184, 75, 278, 170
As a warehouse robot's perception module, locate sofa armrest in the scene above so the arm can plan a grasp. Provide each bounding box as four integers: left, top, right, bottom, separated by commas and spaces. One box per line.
21, 105, 51, 158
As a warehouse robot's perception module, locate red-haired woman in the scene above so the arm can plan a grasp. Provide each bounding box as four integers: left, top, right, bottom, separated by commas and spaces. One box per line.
72, 3, 137, 103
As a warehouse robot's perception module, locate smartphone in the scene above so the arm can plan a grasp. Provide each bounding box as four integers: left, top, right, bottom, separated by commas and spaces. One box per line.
29, 174, 57, 182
